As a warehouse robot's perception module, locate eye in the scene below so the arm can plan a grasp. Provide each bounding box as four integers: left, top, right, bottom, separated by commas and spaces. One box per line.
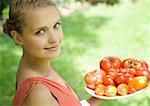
53, 23, 61, 29
35, 29, 45, 36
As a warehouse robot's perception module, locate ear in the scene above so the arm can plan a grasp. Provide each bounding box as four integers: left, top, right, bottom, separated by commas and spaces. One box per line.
10, 30, 23, 46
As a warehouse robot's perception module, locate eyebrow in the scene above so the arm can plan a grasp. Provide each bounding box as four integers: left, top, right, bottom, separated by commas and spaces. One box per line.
34, 18, 61, 31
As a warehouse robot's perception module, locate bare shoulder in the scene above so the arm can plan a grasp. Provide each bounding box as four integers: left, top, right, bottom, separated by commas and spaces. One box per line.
23, 84, 59, 106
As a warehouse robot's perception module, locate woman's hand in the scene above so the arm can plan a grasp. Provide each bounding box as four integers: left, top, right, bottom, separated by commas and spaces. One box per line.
87, 96, 104, 106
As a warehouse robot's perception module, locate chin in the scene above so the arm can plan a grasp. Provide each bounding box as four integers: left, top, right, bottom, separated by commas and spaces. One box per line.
47, 52, 60, 60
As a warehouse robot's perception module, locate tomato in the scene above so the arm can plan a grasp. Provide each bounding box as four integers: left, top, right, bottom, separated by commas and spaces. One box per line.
117, 84, 128, 96
128, 68, 136, 75
99, 69, 106, 77
133, 61, 142, 70
122, 59, 149, 70
135, 68, 150, 78
121, 58, 140, 69
84, 71, 96, 85
108, 70, 118, 79
128, 86, 136, 94
105, 85, 117, 97
128, 76, 148, 90
95, 78, 103, 86
120, 68, 136, 75
100, 56, 122, 72
120, 68, 128, 73
103, 75, 115, 86
95, 69, 104, 86
84, 56, 149, 97
148, 73, 150, 80
124, 74, 134, 84
107, 68, 120, 73
121, 58, 135, 68
115, 73, 126, 84
95, 84, 106, 96
84, 70, 97, 89
84, 69, 105, 89
139, 60, 149, 69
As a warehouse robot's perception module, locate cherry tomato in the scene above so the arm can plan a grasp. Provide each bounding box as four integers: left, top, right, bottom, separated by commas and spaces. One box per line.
100, 56, 122, 72
103, 75, 115, 86
105, 85, 117, 97
117, 84, 128, 96
115, 73, 126, 84
95, 84, 106, 96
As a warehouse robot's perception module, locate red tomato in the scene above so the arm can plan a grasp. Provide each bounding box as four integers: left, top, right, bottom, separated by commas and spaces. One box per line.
128, 86, 136, 94
98, 69, 106, 77
84, 69, 104, 89
100, 56, 122, 72
121, 58, 139, 69
95, 84, 106, 96
107, 68, 120, 73
120, 68, 136, 75
115, 73, 126, 84
95, 78, 103, 86
84, 70, 97, 89
128, 68, 136, 75
135, 68, 150, 78
124, 74, 134, 84
120, 68, 128, 73
139, 60, 149, 69
103, 75, 115, 86
84, 71, 96, 85
117, 84, 128, 96
141, 61, 148, 68
148, 73, 150, 80
108, 70, 118, 79
105, 85, 117, 97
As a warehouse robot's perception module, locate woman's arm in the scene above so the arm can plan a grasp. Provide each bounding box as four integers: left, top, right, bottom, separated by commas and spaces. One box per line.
23, 84, 59, 106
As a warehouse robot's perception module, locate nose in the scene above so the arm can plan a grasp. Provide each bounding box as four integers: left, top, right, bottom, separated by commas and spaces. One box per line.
47, 30, 58, 44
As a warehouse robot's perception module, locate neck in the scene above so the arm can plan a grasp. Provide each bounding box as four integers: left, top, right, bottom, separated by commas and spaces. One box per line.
20, 53, 52, 75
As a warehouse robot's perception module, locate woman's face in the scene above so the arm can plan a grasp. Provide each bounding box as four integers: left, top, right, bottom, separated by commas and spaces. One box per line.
20, 6, 63, 60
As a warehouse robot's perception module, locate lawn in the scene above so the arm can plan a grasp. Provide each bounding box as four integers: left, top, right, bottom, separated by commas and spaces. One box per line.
0, 0, 150, 106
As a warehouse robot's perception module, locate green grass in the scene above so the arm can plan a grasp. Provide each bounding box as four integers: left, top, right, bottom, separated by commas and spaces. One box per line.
0, 0, 150, 105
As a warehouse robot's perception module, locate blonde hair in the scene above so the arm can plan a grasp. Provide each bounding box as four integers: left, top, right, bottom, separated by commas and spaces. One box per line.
3, 0, 57, 38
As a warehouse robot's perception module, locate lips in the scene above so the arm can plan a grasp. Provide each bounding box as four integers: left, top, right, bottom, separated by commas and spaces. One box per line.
44, 45, 59, 51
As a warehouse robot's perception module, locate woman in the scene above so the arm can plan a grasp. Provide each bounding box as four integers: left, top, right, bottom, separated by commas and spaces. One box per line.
3, 0, 102, 106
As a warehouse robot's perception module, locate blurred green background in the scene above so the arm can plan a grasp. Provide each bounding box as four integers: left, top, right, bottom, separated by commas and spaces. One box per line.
0, 0, 150, 106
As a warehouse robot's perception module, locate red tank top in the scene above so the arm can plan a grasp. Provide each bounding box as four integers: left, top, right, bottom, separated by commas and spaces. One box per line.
12, 77, 81, 106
